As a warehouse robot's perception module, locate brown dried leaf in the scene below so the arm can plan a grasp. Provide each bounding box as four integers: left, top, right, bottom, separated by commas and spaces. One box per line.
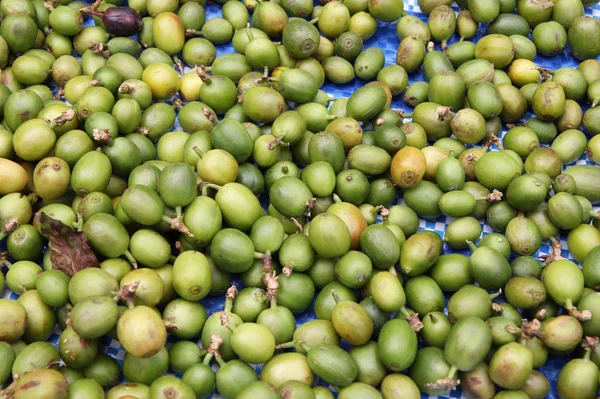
39, 213, 99, 276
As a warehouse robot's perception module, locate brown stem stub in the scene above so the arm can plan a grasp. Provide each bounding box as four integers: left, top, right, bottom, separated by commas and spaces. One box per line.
119, 85, 134, 94
487, 190, 503, 203
570, 308, 592, 322
426, 377, 457, 392
436, 106, 452, 121
3, 219, 19, 235
164, 321, 178, 330
267, 138, 282, 151
407, 313, 424, 332
483, 138, 493, 151
377, 205, 390, 220
43, 1, 57, 11
535, 308, 548, 320
226, 285, 238, 299
169, 217, 194, 238
488, 133, 503, 149
282, 266, 293, 276
263, 271, 279, 302
196, 65, 211, 82
174, 58, 184, 76
254, 73, 270, 86
219, 311, 230, 326
202, 107, 215, 122
505, 325, 522, 334
207, 334, 224, 354
53, 109, 76, 126
172, 98, 183, 110
583, 336, 599, 352
539, 69, 553, 82
175, 241, 183, 254
261, 254, 273, 272
539, 237, 563, 265
118, 281, 139, 304
465, 153, 478, 162
379, 207, 390, 221
492, 303, 502, 313
305, 198, 316, 218
46, 360, 61, 369
88, 42, 110, 58
92, 129, 112, 144
521, 318, 542, 340
54, 87, 64, 100
448, 312, 457, 324
83, 0, 102, 12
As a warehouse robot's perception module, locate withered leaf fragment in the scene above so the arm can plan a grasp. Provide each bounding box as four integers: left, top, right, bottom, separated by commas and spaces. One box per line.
39, 213, 100, 276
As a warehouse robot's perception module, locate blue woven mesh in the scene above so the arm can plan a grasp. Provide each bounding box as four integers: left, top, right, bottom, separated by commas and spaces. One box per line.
2, 0, 600, 397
